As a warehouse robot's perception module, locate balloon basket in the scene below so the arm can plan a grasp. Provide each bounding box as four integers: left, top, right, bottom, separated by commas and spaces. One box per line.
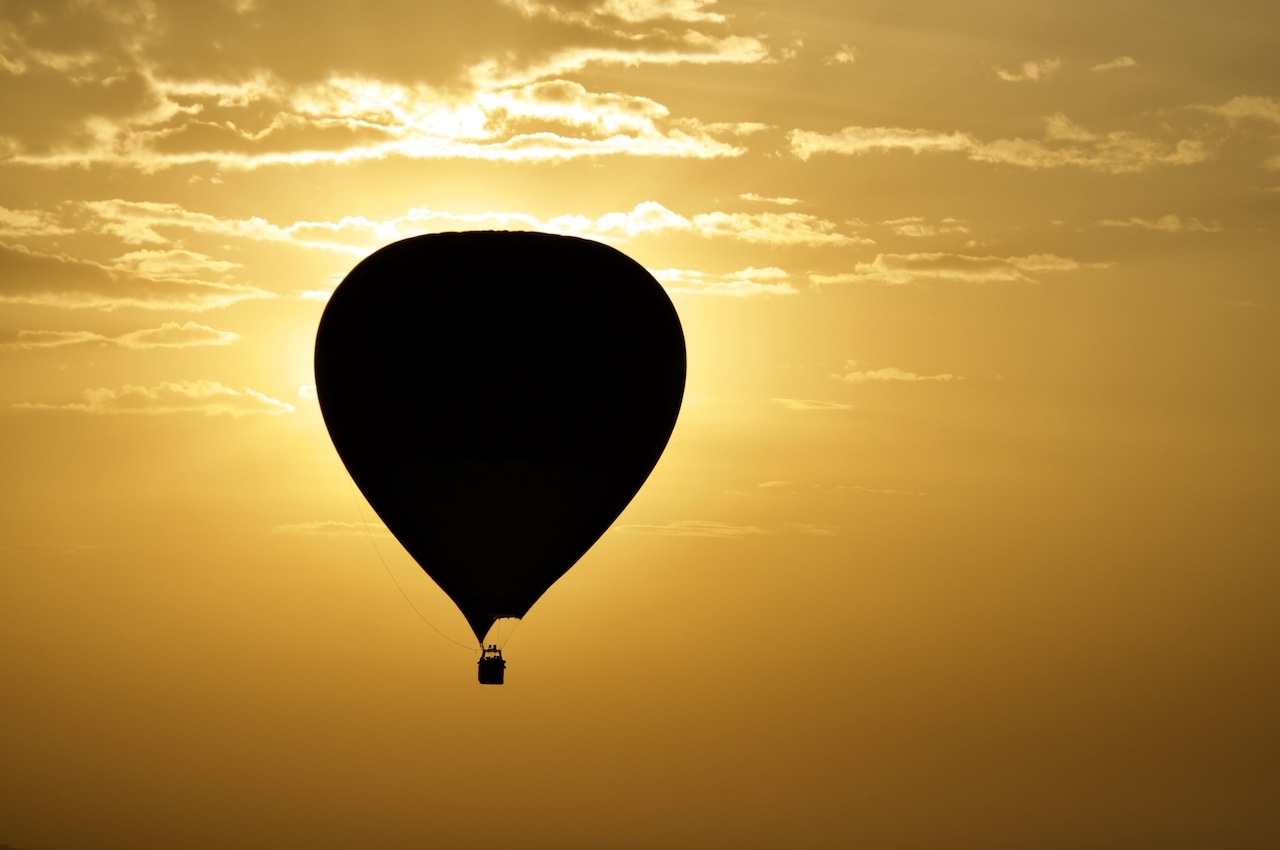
478, 646, 506, 685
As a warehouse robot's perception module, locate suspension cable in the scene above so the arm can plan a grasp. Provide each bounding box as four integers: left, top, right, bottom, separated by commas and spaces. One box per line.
348, 480, 477, 653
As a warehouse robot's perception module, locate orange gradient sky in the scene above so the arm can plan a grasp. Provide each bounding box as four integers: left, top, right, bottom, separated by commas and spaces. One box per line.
2, 2, 1278, 848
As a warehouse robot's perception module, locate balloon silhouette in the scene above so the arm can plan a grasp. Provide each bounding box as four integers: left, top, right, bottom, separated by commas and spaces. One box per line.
314, 231, 685, 652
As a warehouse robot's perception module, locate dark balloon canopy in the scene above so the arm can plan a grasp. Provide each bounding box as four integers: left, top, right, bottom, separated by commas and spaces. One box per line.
314, 231, 686, 644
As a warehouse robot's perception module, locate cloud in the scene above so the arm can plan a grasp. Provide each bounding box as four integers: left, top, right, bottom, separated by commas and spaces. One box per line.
544, 201, 861, 246
616, 520, 767, 537
79, 199, 530, 255
833, 361, 961, 383
82, 199, 392, 253
790, 126, 977, 159
118, 322, 241, 348
231, 200, 855, 250
825, 45, 859, 65
971, 132, 1209, 173
1199, 96, 1280, 124
993, 58, 1061, 82
271, 520, 390, 537
771, 398, 852, 411
884, 217, 970, 238
15, 380, 295, 416
545, 201, 691, 240
1, 322, 240, 350
500, 0, 727, 25
28, 199, 855, 270
739, 193, 802, 206
471, 33, 772, 89
1097, 214, 1223, 232
1092, 56, 1137, 72
1043, 112, 1098, 142
725, 480, 807, 497
1193, 97, 1280, 169
0, 205, 74, 238
0, 330, 107, 350
0, 242, 274, 311
651, 267, 797, 296
688, 211, 863, 246
790, 115, 1210, 174
1, 0, 762, 103
810, 252, 1109, 286
110, 249, 243, 279
2, 44, 760, 170
786, 523, 838, 536
835, 484, 927, 497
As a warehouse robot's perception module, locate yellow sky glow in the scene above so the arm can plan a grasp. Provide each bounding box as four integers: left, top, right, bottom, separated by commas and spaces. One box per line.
2, 1, 1279, 848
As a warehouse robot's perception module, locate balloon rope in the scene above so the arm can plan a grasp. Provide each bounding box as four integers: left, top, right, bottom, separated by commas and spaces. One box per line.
491, 616, 522, 650
348, 479, 478, 653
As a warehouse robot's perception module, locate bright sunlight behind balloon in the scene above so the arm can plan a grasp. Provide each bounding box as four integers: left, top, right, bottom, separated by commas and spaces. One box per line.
314, 231, 685, 682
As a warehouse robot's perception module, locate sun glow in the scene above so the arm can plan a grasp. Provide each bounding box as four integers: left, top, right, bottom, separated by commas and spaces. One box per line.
4, 1, 1279, 847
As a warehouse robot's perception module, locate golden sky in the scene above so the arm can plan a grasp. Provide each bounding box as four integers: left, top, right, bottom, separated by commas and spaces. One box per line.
2, 1, 1279, 848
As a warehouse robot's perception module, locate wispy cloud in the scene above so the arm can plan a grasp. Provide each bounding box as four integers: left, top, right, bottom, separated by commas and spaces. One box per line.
810, 252, 1109, 286
833, 360, 961, 383
0, 205, 74, 238
4, 66, 759, 170
473, 39, 774, 94
1043, 113, 1098, 142
786, 522, 839, 536
1198, 95, 1280, 125
544, 202, 863, 246
500, 0, 728, 25
739, 193, 802, 206
971, 132, 1208, 172
993, 58, 1061, 82
725, 480, 802, 496
825, 44, 859, 65
15, 380, 295, 416
771, 398, 852, 411
1, 322, 240, 351
689, 210, 863, 246
651, 267, 797, 296
835, 484, 927, 497
271, 520, 390, 537
20, 199, 859, 275
790, 114, 1209, 174
0, 243, 273, 311
884, 217, 970, 238
617, 520, 767, 537
110, 250, 243, 279
543, 201, 691, 241
259, 200, 854, 250
1097, 214, 1223, 232
790, 126, 977, 158
1092, 56, 1137, 72
1181, 96, 1280, 169
82, 200, 383, 253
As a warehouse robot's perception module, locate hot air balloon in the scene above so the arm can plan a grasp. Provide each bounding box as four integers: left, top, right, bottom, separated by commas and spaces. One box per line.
314, 231, 685, 684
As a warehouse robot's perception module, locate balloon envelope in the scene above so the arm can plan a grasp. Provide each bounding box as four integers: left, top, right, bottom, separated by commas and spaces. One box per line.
314, 232, 685, 643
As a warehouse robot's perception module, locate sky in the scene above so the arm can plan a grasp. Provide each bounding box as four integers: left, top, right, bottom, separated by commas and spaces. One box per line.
2, 0, 1279, 847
